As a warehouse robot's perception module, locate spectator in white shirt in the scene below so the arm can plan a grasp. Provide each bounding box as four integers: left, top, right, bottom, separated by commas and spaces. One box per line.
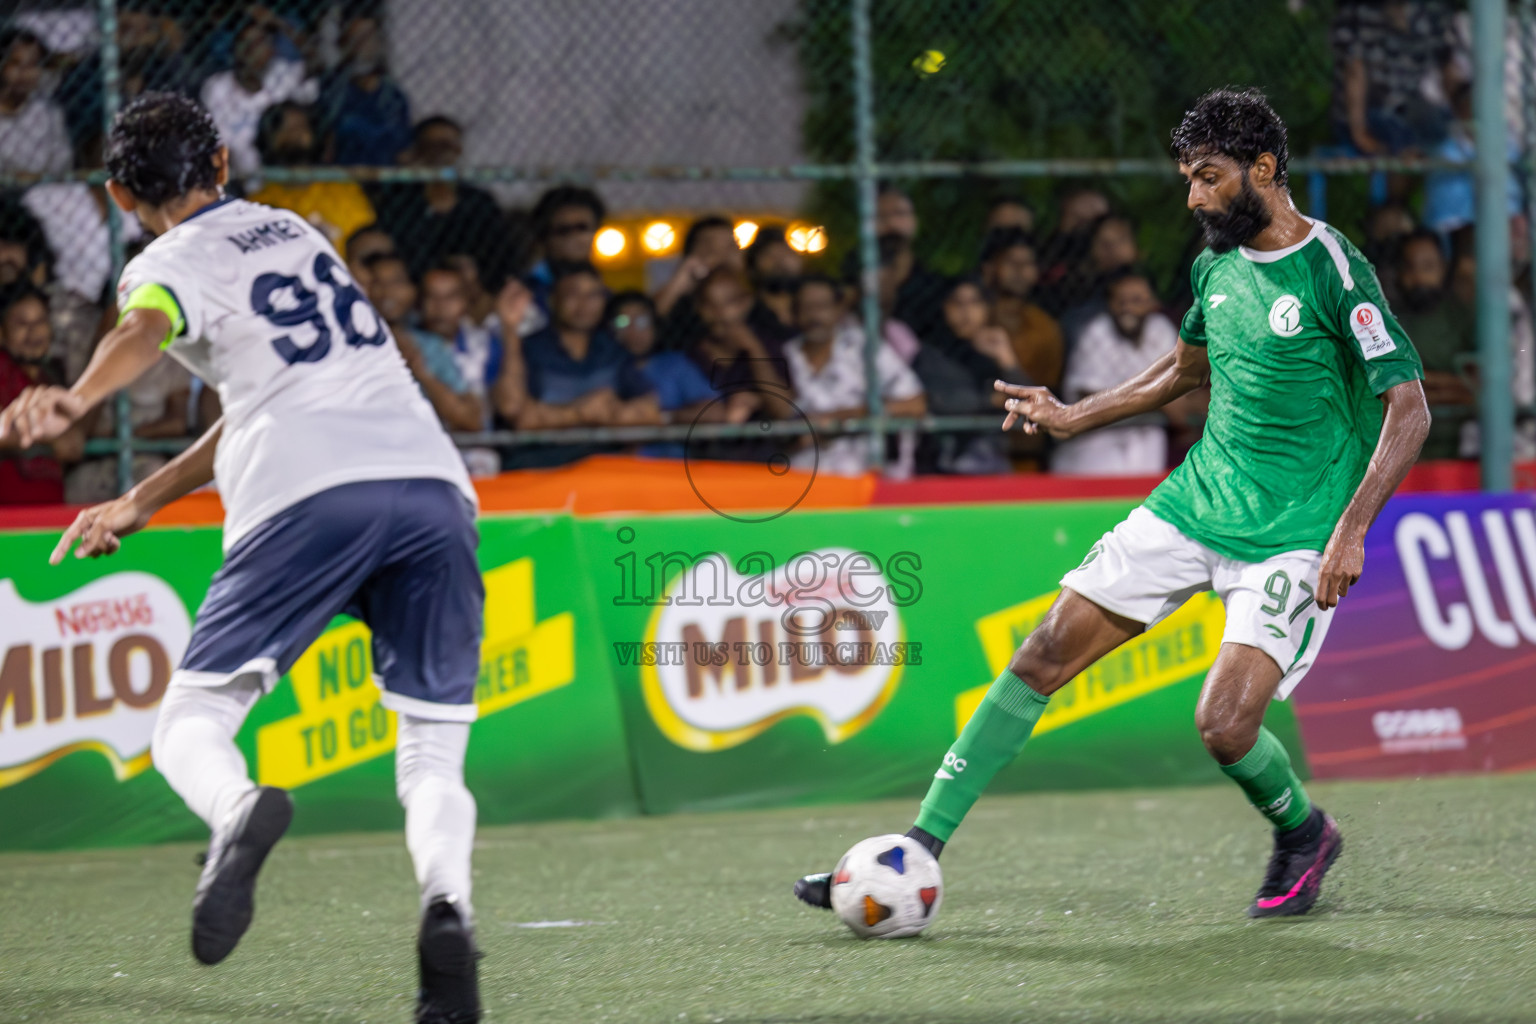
1051, 268, 1180, 477
199, 15, 317, 178
784, 275, 926, 478
0, 27, 70, 174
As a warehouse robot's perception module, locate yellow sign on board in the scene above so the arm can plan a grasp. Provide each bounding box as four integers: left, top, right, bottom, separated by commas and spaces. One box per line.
955, 590, 1224, 737
256, 558, 575, 788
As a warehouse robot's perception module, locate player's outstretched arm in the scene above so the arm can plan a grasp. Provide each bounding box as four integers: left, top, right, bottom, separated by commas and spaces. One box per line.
50, 417, 223, 564
1317, 379, 1431, 610
995, 338, 1209, 438
61, 308, 173, 416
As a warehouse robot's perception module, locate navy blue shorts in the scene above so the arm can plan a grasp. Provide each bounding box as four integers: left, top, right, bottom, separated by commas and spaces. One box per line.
178, 478, 484, 721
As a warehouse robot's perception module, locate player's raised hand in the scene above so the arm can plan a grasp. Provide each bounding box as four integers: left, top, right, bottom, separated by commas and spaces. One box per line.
50, 494, 153, 565
994, 380, 1075, 438
1316, 526, 1365, 610
0, 386, 86, 449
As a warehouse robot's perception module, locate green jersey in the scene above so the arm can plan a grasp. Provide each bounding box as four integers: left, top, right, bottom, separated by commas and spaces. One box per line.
1143, 219, 1423, 562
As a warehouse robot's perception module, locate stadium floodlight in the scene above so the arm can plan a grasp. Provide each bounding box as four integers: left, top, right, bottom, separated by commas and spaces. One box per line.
594, 227, 627, 259
788, 224, 827, 253
642, 221, 677, 254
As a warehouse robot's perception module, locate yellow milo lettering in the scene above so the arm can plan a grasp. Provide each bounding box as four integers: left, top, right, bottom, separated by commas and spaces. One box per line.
255, 558, 575, 788
955, 590, 1224, 737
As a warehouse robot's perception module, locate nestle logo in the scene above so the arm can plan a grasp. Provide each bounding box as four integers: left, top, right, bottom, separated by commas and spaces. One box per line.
55, 595, 155, 637
1372, 708, 1466, 754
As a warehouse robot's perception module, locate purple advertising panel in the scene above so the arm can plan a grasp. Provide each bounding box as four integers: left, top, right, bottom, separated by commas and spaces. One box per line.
1294, 493, 1536, 779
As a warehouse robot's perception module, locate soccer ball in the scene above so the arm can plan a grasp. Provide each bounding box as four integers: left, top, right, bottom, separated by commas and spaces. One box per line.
829, 834, 943, 939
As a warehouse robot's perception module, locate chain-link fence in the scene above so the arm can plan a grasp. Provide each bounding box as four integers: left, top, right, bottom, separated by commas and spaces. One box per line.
0, 0, 1528, 500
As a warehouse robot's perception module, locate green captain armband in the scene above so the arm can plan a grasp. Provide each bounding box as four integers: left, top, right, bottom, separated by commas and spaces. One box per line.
118, 283, 187, 349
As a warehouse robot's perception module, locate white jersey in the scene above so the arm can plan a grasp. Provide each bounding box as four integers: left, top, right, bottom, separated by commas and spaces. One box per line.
116, 198, 475, 551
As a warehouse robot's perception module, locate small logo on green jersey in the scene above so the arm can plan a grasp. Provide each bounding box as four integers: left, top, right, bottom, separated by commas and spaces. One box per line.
1268, 295, 1304, 337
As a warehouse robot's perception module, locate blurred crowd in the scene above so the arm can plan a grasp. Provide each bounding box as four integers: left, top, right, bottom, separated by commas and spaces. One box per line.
1326, 0, 1536, 461
0, 0, 1532, 506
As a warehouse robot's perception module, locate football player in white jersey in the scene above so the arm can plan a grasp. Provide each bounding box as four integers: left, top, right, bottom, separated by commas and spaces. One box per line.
0, 93, 484, 1024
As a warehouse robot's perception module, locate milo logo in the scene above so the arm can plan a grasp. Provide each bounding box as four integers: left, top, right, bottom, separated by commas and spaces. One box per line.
638, 548, 913, 751
0, 575, 191, 787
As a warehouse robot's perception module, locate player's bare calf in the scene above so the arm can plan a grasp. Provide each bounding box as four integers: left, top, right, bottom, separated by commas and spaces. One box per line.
1198, 641, 1345, 917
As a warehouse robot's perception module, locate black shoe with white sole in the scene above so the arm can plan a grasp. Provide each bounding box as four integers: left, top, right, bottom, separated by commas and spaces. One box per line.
792, 872, 834, 909
191, 786, 293, 965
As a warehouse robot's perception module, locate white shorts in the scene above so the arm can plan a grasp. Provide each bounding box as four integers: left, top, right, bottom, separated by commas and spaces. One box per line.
1059, 506, 1335, 699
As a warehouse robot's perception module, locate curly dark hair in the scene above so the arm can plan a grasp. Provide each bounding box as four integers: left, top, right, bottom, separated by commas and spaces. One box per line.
104, 92, 223, 207
1170, 87, 1289, 186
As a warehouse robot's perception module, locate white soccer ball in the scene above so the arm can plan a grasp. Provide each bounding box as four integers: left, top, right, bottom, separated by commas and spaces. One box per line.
829, 834, 943, 939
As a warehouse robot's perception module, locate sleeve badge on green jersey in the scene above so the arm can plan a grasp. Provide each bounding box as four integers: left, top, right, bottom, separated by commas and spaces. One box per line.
1348, 302, 1396, 359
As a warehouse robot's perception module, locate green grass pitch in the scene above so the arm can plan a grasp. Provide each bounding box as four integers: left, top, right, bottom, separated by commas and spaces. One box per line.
3, 773, 1533, 1023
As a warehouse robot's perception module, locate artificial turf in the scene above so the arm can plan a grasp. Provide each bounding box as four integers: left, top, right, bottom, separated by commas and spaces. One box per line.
2, 772, 1533, 1023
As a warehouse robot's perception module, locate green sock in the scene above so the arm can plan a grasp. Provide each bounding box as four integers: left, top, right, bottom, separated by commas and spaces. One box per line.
1219, 726, 1312, 832
914, 669, 1050, 842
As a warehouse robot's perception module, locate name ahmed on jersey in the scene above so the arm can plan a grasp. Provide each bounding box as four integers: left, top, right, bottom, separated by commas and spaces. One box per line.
227, 218, 306, 255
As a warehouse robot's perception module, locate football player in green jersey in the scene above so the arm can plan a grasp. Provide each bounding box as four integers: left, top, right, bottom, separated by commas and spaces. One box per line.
794, 88, 1430, 919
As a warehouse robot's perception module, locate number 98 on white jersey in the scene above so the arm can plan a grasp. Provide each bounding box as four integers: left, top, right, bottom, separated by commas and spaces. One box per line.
116, 198, 474, 553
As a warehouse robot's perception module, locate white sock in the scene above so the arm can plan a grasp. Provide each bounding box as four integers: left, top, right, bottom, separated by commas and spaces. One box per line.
151, 675, 262, 831
396, 714, 477, 918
